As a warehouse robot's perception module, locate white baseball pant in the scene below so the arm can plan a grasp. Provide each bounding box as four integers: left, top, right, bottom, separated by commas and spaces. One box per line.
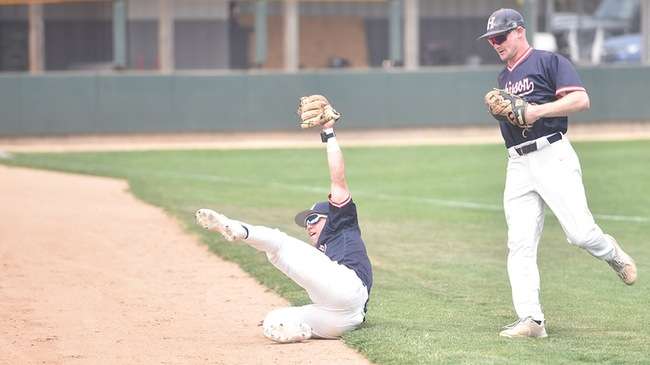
242, 224, 368, 339
504, 134, 616, 321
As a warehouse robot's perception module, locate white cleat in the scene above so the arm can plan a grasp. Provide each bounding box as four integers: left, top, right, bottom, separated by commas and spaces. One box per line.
499, 317, 548, 338
605, 235, 637, 285
195, 209, 247, 241
263, 322, 312, 344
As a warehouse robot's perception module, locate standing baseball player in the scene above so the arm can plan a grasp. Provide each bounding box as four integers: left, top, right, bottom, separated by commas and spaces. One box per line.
195, 95, 372, 343
479, 8, 637, 338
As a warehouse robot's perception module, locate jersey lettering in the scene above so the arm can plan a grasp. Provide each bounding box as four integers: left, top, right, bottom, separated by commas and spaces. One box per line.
504, 78, 534, 96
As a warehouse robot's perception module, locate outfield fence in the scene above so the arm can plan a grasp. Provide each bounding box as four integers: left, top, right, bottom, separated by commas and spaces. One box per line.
1, 65, 650, 136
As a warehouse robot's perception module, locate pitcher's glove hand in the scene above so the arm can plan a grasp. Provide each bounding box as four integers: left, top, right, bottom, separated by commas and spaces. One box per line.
484, 88, 529, 128
297, 95, 341, 129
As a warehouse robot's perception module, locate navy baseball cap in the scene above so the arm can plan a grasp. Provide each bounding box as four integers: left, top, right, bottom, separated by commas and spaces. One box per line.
477, 8, 526, 40
294, 201, 329, 227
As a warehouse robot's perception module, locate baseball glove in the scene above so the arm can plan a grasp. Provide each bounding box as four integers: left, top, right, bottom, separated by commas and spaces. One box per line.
297, 94, 341, 129
484, 88, 528, 128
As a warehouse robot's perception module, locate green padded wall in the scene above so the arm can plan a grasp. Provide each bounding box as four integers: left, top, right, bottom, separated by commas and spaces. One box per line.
1, 66, 648, 136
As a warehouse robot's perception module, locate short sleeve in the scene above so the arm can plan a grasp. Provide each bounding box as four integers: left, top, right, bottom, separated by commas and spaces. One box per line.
553, 54, 586, 97
323, 195, 358, 234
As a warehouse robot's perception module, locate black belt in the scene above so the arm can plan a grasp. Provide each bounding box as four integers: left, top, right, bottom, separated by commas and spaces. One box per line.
515, 133, 562, 156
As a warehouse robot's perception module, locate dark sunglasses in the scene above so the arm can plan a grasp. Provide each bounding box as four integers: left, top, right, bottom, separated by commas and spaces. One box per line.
305, 213, 327, 226
488, 30, 512, 45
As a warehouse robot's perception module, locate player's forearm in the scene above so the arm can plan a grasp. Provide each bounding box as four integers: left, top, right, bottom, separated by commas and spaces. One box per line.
324, 128, 350, 202
531, 91, 590, 120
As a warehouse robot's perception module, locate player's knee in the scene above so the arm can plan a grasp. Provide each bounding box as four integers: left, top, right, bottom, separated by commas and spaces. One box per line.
507, 239, 537, 258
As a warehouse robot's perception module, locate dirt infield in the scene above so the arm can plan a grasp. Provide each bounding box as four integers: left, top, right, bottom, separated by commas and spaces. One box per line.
0, 166, 371, 365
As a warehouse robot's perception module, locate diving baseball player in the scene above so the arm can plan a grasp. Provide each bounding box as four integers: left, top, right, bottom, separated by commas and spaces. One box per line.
195, 95, 372, 343
480, 8, 637, 338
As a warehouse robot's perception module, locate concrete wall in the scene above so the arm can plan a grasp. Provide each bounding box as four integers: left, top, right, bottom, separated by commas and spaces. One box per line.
1, 66, 649, 136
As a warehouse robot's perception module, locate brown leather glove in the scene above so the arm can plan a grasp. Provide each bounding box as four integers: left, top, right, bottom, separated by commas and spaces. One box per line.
484, 88, 528, 128
297, 95, 341, 129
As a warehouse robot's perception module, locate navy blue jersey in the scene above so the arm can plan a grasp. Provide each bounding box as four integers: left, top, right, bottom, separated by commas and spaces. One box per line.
317, 196, 373, 293
497, 48, 586, 147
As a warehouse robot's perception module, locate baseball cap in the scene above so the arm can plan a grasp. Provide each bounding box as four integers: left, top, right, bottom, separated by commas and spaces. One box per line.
477, 8, 526, 40
294, 201, 329, 227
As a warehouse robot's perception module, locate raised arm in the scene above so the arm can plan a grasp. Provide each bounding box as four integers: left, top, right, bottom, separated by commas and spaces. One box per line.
321, 121, 350, 204
296, 94, 350, 204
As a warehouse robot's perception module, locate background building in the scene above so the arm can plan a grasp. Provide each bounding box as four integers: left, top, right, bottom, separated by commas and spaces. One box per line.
1, 0, 644, 72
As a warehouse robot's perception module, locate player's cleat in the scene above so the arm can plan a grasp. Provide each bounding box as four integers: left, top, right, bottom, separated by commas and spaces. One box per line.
501, 318, 521, 330
195, 209, 247, 241
263, 322, 312, 344
605, 235, 637, 285
499, 317, 547, 338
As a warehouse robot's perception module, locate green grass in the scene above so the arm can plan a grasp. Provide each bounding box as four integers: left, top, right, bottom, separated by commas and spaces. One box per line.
3, 140, 650, 364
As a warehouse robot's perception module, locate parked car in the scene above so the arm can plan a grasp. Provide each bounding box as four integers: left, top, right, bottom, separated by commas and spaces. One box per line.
601, 33, 641, 63
550, 0, 639, 63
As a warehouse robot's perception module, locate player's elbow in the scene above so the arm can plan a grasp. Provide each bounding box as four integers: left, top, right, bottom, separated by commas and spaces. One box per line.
578, 91, 590, 111
582, 94, 591, 111
331, 176, 347, 191
330, 183, 350, 204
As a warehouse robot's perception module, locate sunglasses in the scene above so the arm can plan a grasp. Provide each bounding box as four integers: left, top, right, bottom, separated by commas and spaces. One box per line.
488, 30, 513, 45
305, 213, 327, 226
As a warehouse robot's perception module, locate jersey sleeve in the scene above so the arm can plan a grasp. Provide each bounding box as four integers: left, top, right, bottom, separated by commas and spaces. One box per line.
552, 54, 586, 97
323, 194, 358, 233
